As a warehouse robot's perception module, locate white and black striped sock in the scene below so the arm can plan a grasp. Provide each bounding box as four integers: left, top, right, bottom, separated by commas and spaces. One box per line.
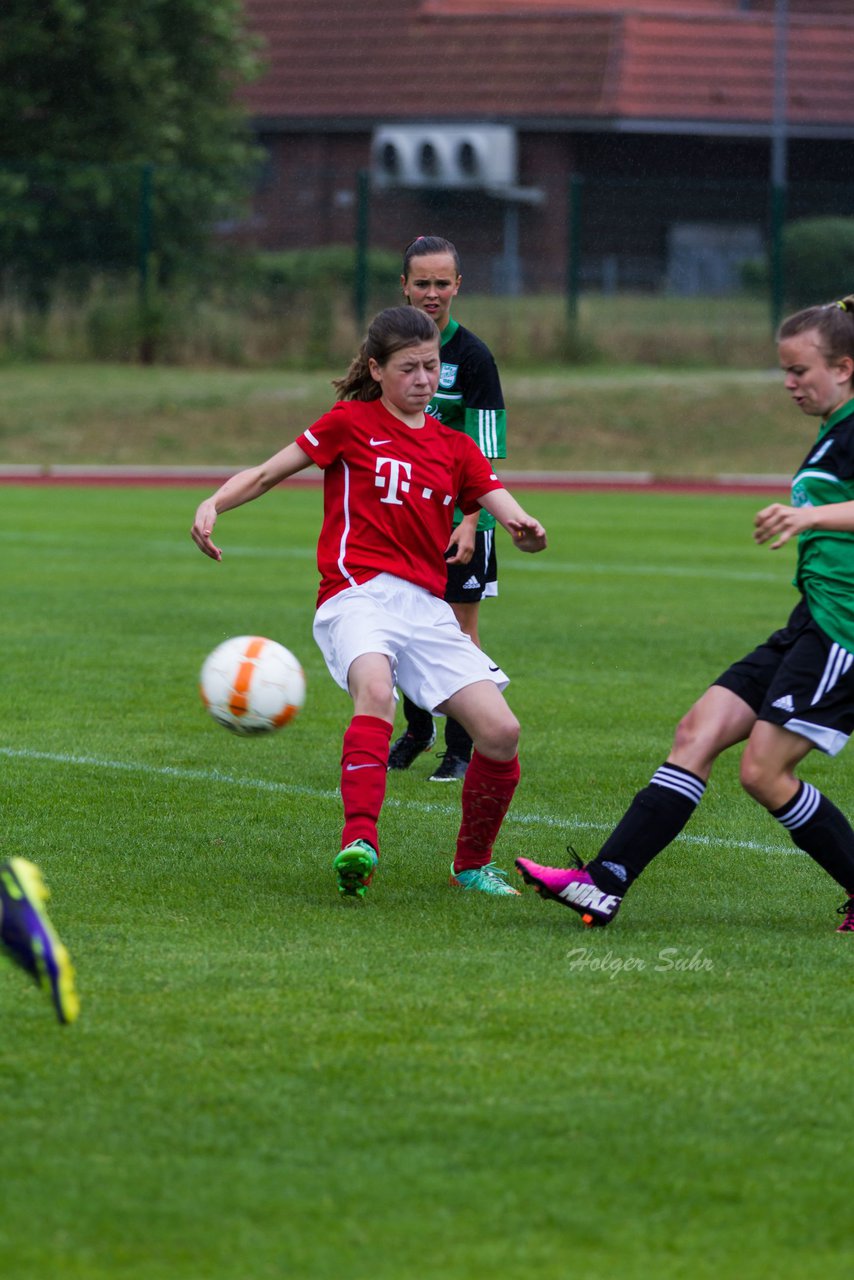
588, 762, 706, 896
772, 782, 854, 891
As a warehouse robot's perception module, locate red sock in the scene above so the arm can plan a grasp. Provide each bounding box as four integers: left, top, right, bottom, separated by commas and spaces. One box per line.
454, 750, 521, 873
340, 715, 392, 853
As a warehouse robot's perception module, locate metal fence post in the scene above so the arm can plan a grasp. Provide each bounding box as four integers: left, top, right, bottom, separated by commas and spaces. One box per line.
138, 162, 155, 363
769, 0, 789, 336
354, 169, 370, 332
567, 173, 583, 326
769, 181, 787, 336
138, 162, 154, 302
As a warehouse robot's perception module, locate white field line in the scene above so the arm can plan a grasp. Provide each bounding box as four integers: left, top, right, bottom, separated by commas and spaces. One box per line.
0, 745, 798, 859
501, 559, 783, 584
0, 528, 783, 585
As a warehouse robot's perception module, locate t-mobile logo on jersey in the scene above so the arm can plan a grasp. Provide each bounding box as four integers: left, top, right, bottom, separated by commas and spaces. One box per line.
374, 456, 412, 505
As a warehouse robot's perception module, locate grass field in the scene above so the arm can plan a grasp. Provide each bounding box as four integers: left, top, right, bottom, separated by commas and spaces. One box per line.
1, 482, 850, 1279
0, 359, 805, 477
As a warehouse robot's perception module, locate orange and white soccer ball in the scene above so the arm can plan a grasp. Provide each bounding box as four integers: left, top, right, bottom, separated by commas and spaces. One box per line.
199, 635, 306, 735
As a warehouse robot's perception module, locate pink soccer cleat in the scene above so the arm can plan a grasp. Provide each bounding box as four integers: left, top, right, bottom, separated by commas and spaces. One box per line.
836, 896, 854, 933
515, 856, 622, 927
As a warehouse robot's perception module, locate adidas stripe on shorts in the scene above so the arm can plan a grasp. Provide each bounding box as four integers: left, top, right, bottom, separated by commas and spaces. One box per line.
714, 597, 854, 756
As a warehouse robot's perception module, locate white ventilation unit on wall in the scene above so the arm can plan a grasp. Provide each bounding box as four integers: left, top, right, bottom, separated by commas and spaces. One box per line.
372, 125, 518, 192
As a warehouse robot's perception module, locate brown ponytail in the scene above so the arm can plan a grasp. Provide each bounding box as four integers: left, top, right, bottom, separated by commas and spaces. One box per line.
332, 306, 440, 401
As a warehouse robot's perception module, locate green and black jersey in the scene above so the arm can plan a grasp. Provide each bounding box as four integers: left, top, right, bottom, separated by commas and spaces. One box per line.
426, 318, 507, 532
792, 398, 854, 650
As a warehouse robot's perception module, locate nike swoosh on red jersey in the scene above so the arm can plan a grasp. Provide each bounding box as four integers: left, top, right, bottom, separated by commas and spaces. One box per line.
345, 762, 381, 771
369, 437, 392, 446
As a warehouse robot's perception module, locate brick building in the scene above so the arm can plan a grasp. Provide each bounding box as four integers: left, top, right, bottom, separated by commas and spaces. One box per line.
237, 0, 854, 292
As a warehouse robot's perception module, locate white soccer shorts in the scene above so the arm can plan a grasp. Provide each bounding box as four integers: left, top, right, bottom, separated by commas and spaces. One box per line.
312, 572, 508, 711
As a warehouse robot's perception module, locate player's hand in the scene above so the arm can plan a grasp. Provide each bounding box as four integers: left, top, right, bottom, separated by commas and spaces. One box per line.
506, 517, 547, 553
754, 502, 811, 550
444, 525, 476, 565
191, 499, 223, 560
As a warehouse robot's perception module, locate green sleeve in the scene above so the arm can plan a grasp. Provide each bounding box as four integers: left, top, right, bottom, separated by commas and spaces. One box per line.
463, 406, 507, 461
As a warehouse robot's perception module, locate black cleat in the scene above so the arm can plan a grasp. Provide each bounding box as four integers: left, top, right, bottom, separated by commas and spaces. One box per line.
387, 729, 436, 771
428, 752, 469, 783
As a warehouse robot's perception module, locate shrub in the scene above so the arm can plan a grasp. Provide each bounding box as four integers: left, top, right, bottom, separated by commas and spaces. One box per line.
243, 245, 401, 302
740, 257, 768, 296
783, 217, 854, 309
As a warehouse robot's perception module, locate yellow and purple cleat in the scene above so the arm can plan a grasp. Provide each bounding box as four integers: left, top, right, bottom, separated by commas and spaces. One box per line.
0, 857, 79, 1023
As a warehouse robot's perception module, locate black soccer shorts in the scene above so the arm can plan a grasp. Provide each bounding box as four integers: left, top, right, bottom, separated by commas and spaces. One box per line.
714, 597, 854, 756
444, 528, 498, 604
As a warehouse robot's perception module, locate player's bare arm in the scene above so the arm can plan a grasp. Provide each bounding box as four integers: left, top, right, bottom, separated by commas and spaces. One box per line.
191, 442, 313, 560
445, 511, 479, 565
479, 489, 546, 553
755, 499, 854, 550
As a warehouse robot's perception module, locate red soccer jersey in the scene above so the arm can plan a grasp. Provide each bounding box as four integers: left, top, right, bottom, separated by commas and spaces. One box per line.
296, 399, 503, 607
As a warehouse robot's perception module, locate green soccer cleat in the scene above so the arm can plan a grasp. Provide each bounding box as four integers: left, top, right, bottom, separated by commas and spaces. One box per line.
0, 857, 80, 1024
333, 840, 379, 899
449, 861, 520, 896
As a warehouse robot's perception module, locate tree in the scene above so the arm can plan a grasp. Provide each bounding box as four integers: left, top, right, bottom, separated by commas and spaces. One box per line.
0, 0, 263, 295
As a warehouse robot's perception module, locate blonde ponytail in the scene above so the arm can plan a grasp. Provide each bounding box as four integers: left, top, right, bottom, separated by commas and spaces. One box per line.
779, 295, 854, 363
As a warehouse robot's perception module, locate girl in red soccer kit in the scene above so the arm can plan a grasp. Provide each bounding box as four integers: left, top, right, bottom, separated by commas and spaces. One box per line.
388, 235, 508, 782
191, 306, 547, 899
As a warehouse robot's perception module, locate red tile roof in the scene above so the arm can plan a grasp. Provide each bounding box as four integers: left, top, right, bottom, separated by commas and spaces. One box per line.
240, 0, 854, 130
609, 12, 854, 126
429, 1, 738, 11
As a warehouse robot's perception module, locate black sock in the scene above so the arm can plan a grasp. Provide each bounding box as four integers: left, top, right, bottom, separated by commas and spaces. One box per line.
586, 763, 706, 896
772, 782, 854, 891
402, 695, 434, 742
444, 716, 473, 762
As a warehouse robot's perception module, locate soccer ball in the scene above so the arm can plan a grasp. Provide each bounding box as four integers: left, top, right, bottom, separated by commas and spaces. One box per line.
199, 635, 306, 735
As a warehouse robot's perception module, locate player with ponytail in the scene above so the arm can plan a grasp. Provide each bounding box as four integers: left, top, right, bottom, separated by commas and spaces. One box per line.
192, 307, 546, 900
387, 236, 509, 782
519, 295, 854, 934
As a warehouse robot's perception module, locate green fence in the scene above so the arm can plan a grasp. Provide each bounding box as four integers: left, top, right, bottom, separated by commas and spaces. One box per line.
2, 158, 853, 365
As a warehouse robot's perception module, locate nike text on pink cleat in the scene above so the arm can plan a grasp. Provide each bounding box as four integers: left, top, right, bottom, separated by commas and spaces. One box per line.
515, 857, 621, 927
